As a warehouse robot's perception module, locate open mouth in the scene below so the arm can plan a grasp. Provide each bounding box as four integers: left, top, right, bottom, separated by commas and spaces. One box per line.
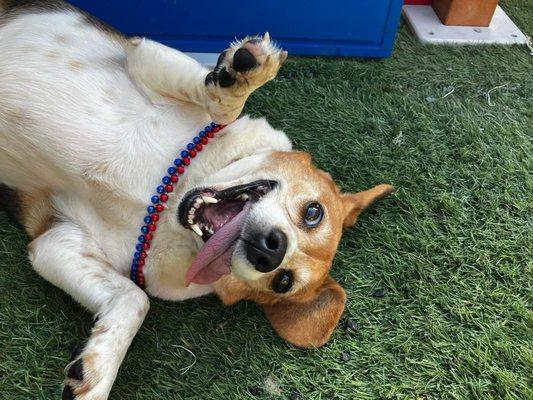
177, 180, 277, 286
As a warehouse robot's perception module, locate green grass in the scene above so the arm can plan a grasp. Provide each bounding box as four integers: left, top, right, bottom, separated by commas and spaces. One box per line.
1, 2, 532, 399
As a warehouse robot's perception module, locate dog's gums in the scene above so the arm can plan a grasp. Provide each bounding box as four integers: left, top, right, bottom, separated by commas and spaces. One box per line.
178, 180, 277, 285
178, 179, 277, 239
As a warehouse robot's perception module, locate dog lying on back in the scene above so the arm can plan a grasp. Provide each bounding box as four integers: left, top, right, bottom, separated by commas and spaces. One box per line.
0, 1, 393, 398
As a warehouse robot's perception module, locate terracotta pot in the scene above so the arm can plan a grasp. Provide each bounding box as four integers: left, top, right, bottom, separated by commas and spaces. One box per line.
432, 0, 499, 26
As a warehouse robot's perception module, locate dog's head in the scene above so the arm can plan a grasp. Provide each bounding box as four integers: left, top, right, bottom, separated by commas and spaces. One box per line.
177, 151, 393, 347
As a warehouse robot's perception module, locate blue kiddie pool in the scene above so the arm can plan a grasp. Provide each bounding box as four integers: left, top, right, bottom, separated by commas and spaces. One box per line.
70, 0, 402, 58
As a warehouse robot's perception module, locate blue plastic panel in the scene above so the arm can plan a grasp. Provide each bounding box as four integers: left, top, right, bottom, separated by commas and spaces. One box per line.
70, 1, 402, 58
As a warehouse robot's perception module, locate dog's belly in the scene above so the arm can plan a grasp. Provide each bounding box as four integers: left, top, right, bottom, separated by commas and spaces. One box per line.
0, 11, 139, 188
0, 9, 210, 285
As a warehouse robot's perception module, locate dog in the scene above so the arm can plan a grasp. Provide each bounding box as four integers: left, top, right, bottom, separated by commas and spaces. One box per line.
0, 1, 394, 398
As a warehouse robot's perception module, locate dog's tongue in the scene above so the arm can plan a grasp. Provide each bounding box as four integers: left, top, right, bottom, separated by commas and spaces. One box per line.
185, 203, 251, 286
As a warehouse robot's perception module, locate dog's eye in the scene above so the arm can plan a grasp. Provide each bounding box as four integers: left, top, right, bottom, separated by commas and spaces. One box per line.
272, 270, 293, 293
303, 202, 323, 227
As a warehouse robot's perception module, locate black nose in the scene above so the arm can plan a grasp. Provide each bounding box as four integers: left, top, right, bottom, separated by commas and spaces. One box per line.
243, 228, 288, 273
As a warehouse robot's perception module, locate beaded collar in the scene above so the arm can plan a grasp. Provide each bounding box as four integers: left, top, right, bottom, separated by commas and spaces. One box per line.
130, 122, 226, 288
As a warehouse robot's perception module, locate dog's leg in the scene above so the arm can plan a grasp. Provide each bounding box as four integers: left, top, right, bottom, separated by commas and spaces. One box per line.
28, 222, 149, 400
127, 34, 287, 124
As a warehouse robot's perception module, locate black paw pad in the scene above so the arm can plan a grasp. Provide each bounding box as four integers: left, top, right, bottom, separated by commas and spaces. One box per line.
215, 50, 227, 70
233, 48, 257, 72
62, 385, 75, 400
217, 67, 236, 88
205, 71, 215, 86
67, 359, 84, 381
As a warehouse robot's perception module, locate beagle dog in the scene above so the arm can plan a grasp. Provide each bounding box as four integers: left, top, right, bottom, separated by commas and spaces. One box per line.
0, 1, 394, 398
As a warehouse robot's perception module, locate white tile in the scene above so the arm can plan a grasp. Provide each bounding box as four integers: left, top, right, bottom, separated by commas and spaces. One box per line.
403, 5, 527, 45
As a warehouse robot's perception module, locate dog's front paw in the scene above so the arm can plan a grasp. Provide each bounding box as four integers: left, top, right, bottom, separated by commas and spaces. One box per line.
204, 33, 287, 123
206, 33, 288, 91
62, 336, 114, 400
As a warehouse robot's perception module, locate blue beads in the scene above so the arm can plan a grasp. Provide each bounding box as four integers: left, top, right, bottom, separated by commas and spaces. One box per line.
130, 121, 219, 286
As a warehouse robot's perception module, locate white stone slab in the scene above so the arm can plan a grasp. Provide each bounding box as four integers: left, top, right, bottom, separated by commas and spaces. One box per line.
185, 52, 219, 69
403, 5, 527, 45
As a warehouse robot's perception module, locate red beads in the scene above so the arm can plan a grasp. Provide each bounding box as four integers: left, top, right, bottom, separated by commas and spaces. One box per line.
131, 123, 227, 288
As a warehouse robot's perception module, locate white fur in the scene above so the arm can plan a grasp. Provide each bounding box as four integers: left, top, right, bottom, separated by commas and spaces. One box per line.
0, 7, 290, 399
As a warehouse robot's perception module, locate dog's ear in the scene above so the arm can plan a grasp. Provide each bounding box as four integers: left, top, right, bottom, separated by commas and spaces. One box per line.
262, 276, 346, 348
213, 277, 251, 306
341, 184, 394, 227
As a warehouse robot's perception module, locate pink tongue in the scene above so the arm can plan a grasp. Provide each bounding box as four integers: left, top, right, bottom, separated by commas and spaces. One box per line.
185, 203, 251, 286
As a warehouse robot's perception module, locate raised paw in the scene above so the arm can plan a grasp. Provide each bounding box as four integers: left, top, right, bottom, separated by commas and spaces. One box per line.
204, 33, 287, 123
206, 32, 287, 90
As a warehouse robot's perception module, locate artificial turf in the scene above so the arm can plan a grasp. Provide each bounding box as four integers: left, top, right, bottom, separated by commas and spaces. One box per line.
1, 1, 532, 399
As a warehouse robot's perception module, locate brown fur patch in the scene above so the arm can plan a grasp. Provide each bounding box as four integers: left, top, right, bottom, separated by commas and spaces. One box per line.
45, 50, 59, 59
0, 0, 66, 26
54, 33, 68, 44
213, 151, 394, 348
91, 325, 108, 336
68, 60, 84, 70
18, 189, 54, 238
1, 0, 126, 44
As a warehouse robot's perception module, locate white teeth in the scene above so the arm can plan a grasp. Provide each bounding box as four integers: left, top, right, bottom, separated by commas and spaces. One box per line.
207, 225, 214, 234
188, 218, 194, 225
189, 208, 196, 215
191, 224, 203, 236
202, 196, 218, 204
194, 198, 203, 208
239, 193, 249, 201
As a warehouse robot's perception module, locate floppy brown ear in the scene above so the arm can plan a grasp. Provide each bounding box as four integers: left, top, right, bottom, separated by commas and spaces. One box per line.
341, 184, 394, 227
262, 277, 346, 348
